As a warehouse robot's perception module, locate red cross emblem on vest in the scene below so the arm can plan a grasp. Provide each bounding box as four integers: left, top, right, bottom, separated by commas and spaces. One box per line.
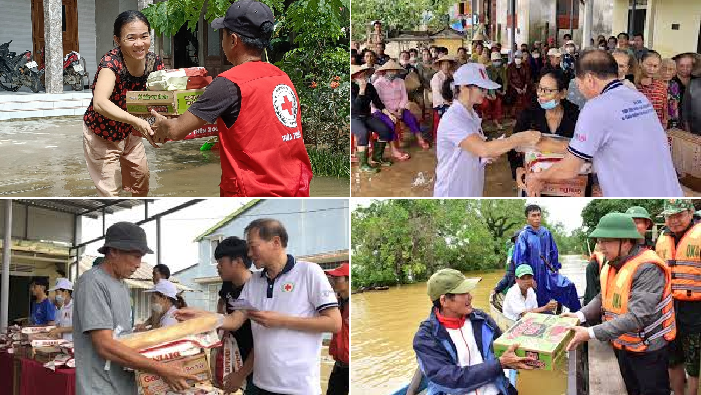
281, 95, 294, 116
283, 282, 294, 292
272, 84, 298, 128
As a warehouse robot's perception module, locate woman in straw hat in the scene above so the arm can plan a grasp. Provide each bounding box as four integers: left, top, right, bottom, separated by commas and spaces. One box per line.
351, 64, 394, 172
434, 63, 541, 197
373, 59, 428, 159
431, 55, 458, 139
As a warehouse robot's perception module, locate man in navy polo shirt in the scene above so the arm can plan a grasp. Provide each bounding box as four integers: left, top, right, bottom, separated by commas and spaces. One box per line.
177, 219, 341, 395
526, 49, 682, 197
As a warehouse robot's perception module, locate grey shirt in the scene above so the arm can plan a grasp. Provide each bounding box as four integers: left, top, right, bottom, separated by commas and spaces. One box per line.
73, 265, 137, 395
580, 247, 668, 351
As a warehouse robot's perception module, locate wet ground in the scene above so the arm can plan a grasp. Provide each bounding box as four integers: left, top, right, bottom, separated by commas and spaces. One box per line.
352, 120, 519, 197
0, 116, 348, 196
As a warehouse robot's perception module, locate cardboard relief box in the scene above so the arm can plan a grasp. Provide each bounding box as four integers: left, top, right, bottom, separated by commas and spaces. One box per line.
493, 313, 579, 370
667, 128, 701, 179
126, 89, 206, 116
136, 352, 223, 395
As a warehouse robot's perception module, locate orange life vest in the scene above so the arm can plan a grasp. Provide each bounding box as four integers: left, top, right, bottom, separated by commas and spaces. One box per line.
655, 223, 701, 301
600, 249, 676, 352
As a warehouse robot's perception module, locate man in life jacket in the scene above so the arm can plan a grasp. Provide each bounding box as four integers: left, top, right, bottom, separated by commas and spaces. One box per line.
656, 199, 701, 395
563, 212, 676, 395
151, 0, 313, 197
625, 205, 655, 248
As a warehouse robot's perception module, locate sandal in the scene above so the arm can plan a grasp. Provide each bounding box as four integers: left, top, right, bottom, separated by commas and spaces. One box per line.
418, 138, 430, 150
392, 151, 410, 161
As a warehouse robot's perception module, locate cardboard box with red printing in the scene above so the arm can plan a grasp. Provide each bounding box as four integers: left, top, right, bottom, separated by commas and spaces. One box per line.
136, 352, 222, 395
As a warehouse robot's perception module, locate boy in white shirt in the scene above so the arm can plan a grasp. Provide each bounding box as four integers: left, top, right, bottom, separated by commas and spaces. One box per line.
502, 265, 557, 321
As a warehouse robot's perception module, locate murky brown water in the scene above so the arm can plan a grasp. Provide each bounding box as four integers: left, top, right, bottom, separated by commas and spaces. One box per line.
351, 121, 519, 197
0, 116, 348, 196
351, 256, 587, 395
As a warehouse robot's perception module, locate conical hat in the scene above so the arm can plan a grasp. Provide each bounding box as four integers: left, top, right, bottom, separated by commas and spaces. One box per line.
351, 64, 375, 77
434, 55, 457, 64
377, 59, 405, 72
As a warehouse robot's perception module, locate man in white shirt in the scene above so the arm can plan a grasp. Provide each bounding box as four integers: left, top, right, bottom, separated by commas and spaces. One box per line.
502, 265, 557, 321
176, 218, 342, 395
48, 278, 74, 341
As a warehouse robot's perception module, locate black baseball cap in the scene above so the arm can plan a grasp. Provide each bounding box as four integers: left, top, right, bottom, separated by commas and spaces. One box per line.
211, 0, 274, 39
97, 222, 154, 255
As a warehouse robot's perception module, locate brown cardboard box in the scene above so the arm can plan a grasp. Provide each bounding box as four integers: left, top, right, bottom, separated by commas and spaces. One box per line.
136, 352, 215, 395
667, 128, 701, 179
126, 89, 205, 115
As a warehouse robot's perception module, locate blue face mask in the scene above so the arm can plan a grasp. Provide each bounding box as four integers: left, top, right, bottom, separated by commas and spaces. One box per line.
539, 99, 558, 110
492, 61, 501, 68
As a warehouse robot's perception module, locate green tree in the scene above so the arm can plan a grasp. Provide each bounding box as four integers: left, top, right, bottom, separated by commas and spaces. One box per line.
580, 200, 666, 231
350, 0, 456, 41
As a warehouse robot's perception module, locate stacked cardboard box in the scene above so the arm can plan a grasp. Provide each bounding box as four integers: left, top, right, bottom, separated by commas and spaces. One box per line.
667, 128, 701, 179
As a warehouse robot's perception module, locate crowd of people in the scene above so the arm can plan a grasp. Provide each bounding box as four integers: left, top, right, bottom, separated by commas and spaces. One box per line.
60, 219, 349, 395
405, 201, 701, 395
351, 22, 701, 197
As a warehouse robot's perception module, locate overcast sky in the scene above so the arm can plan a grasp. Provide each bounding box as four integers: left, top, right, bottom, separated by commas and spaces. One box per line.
80, 199, 253, 272
350, 198, 589, 233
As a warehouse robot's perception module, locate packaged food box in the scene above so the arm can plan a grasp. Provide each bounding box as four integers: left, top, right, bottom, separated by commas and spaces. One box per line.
667, 128, 701, 179
21, 326, 55, 334
126, 89, 205, 115
136, 352, 220, 395
493, 313, 579, 370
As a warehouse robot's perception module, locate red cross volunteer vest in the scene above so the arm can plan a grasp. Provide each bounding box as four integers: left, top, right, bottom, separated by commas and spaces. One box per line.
217, 61, 313, 196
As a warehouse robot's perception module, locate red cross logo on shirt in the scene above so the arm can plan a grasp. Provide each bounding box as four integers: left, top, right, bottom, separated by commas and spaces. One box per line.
281, 95, 294, 116
283, 282, 294, 292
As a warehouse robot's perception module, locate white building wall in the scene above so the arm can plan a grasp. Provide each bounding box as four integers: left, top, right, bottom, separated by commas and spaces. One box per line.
77, 0, 97, 83
0, 0, 34, 57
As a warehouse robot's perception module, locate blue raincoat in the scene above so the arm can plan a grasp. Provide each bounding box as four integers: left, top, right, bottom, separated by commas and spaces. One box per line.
511, 225, 581, 311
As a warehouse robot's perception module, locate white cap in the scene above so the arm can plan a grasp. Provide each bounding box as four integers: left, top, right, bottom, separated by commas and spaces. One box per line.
49, 278, 73, 292
453, 63, 501, 90
490, 52, 502, 60
565, 40, 576, 46
144, 279, 177, 299
547, 48, 562, 57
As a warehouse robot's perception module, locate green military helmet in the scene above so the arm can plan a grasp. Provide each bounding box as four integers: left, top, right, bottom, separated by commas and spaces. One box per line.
588, 212, 644, 240
625, 206, 652, 221
661, 199, 695, 216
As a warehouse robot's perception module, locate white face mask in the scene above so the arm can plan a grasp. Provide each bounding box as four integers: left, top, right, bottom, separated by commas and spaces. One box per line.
515, 58, 523, 65
151, 303, 163, 314
566, 47, 575, 54
532, 53, 540, 59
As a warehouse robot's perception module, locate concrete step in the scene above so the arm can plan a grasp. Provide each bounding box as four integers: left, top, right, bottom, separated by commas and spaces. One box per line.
0, 91, 92, 121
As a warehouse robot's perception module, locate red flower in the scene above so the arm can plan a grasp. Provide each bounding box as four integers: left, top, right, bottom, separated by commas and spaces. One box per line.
330, 81, 340, 89
310, 81, 318, 88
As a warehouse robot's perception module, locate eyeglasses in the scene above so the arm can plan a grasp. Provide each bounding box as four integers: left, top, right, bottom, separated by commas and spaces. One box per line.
536, 86, 559, 94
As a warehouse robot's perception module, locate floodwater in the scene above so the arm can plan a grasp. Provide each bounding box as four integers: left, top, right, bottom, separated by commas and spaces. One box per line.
351, 122, 519, 197
351, 255, 587, 395
0, 116, 349, 196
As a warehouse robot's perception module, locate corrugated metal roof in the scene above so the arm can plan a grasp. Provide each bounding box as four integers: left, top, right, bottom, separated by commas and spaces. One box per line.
14, 199, 148, 219
78, 255, 193, 291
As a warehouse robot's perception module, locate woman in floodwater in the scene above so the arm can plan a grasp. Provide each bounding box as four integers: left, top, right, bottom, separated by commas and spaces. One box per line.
82, 10, 163, 196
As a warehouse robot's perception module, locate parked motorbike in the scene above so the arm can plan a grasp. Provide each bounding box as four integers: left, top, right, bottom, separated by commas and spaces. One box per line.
0, 40, 43, 93
38, 48, 87, 91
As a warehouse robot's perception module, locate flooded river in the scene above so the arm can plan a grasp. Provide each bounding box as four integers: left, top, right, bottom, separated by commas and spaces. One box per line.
351, 255, 587, 395
0, 116, 348, 196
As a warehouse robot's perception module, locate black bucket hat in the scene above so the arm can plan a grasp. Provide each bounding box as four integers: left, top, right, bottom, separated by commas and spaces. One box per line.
97, 222, 153, 255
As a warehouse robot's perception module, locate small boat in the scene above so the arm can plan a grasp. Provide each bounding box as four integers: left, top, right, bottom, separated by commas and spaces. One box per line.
388, 367, 517, 394
490, 291, 516, 332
